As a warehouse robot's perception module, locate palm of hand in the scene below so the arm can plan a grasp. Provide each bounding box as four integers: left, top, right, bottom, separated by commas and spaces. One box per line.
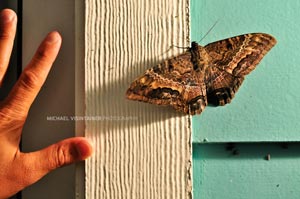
0, 9, 92, 198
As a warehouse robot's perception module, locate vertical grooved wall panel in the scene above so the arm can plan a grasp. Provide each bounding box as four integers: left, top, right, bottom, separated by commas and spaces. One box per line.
84, 0, 191, 198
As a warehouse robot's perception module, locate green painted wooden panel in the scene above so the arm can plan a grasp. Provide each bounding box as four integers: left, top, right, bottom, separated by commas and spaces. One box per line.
191, 0, 300, 143
193, 143, 300, 199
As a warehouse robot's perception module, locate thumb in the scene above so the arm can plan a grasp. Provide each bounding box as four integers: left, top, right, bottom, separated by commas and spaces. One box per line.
20, 137, 93, 184
35, 137, 93, 171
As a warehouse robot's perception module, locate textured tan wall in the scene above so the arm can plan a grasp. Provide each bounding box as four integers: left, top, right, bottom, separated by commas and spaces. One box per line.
84, 0, 192, 198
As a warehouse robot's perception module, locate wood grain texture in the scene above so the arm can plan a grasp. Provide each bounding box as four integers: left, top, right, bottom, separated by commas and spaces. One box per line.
84, 0, 191, 199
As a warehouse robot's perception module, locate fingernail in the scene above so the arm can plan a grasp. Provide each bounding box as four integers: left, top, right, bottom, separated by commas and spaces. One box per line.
1, 10, 16, 24
46, 31, 61, 44
75, 140, 93, 160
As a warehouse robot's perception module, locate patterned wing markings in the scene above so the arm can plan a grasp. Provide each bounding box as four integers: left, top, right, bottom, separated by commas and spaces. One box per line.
126, 33, 277, 114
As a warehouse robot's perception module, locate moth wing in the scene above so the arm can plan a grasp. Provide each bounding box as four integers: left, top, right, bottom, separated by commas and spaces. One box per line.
205, 66, 245, 106
126, 52, 207, 115
204, 33, 276, 105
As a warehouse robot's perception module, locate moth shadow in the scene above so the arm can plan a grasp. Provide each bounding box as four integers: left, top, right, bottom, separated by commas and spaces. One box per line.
85, 57, 186, 132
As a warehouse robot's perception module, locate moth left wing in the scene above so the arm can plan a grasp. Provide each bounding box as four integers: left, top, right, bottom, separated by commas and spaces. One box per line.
126, 51, 207, 115
204, 33, 276, 105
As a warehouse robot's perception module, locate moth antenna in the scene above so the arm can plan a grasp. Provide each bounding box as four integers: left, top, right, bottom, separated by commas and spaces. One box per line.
157, 44, 188, 58
159, 45, 185, 57
170, 44, 190, 49
199, 19, 220, 43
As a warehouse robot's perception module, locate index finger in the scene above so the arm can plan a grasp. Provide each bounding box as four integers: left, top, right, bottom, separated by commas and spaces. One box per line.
4, 31, 61, 118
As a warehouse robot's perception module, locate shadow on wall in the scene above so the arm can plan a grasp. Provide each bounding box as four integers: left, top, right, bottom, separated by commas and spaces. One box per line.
85, 53, 188, 132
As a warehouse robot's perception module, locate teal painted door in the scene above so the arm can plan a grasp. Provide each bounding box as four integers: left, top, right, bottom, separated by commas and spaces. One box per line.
192, 0, 300, 198
193, 143, 300, 199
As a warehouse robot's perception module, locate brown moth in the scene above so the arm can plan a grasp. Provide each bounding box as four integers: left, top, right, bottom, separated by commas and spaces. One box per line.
126, 33, 277, 115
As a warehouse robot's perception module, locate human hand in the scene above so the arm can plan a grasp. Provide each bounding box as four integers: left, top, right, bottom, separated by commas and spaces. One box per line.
0, 9, 93, 198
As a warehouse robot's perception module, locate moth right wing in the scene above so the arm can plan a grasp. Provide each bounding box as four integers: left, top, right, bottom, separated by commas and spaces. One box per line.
203, 33, 276, 106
